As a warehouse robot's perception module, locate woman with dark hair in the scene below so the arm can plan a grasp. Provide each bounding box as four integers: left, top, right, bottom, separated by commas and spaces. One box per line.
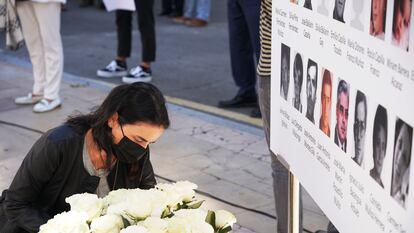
370, 105, 387, 188
0, 83, 170, 233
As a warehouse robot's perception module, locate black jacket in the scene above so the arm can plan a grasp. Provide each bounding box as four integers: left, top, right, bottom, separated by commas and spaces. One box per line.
0, 124, 156, 233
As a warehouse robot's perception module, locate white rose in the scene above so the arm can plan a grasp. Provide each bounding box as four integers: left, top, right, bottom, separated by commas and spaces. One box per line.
120, 225, 149, 233
173, 209, 207, 222
174, 181, 197, 202
106, 190, 153, 222
214, 210, 237, 229
39, 211, 89, 233
155, 183, 183, 208
166, 217, 191, 233
65, 193, 104, 221
90, 214, 124, 233
104, 189, 131, 206
190, 221, 214, 233
144, 189, 168, 218
138, 217, 168, 233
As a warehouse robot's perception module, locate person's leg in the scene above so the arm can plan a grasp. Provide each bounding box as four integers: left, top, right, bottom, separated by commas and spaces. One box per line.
239, 0, 261, 60
16, 1, 46, 97
183, 0, 195, 18
136, 0, 156, 66
161, 0, 172, 14
116, 10, 133, 61
195, 0, 211, 21
33, 2, 63, 101
227, 0, 256, 99
257, 75, 303, 233
173, 0, 184, 15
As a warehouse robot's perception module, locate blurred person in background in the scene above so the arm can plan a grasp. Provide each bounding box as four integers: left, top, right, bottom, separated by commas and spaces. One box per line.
218, 0, 261, 118
159, 0, 184, 17
13, 0, 64, 113
97, 0, 156, 83
173, 0, 211, 27
256, 0, 304, 232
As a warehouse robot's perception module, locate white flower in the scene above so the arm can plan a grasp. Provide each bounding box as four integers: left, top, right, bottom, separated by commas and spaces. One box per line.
120, 225, 149, 233
90, 214, 124, 233
155, 181, 198, 208
104, 189, 131, 206
106, 189, 154, 223
190, 221, 215, 233
65, 193, 104, 221
155, 183, 183, 208
214, 210, 237, 229
39, 211, 89, 233
173, 209, 207, 222
174, 181, 197, 202
166, 217, 191, 233
138, 217, 168, 233
167, 213, 213, 233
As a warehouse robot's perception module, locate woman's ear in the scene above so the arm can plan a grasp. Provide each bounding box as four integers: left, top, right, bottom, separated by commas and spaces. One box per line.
108, 112, 119, 129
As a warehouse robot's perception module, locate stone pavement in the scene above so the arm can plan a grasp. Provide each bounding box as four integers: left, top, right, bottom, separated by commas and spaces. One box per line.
0, 58, 329, 232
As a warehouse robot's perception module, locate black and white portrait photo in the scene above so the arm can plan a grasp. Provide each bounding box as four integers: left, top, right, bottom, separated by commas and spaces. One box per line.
280, 44, 290, 100
292, 53, 303, 112
333, 0, 347, 23
305, 59, 317, 123
352, 91, 367, 166
370, 105, 387, 188
391, 118, 412, 208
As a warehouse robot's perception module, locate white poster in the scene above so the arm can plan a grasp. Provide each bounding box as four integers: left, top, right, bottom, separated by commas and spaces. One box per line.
270, 0, 414, 232
103, 0, 135, 12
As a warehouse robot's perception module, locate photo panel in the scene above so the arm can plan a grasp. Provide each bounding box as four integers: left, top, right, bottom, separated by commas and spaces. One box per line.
391, 0, 412, 51
349, 90, 369, 167
319, 67, 334, 138
370, 0, 388, 40
280, 43, 291, 101
390, 118, 413, 208
332, 78, 351, 153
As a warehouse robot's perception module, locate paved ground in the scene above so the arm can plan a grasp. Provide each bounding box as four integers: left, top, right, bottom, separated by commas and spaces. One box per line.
0, 58, 329, 232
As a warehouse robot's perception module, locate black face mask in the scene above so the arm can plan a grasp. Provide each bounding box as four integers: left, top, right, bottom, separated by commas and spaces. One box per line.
113, 123, 149, 164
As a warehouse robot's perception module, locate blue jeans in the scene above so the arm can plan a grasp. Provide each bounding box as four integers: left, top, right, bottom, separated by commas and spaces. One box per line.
228, 0, 260, 99
184, 0, 211, 21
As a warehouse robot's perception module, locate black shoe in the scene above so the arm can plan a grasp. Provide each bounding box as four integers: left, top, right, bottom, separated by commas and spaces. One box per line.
250, 107, 262, 118
218, 95, 257, 108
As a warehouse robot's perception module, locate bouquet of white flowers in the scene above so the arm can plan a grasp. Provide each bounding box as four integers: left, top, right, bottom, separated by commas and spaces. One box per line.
39, 181, 237, 233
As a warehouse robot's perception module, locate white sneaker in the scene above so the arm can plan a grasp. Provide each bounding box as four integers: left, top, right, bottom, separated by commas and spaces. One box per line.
122, 66, 152, 83
15, 93, 43, 105
33, 98, 62, 113
97, 60, 128, 78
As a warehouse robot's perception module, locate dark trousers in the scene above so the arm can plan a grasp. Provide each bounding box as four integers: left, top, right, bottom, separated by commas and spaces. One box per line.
227, 0, 261, 99
161, 0, 184, 15
116, 0, 156, 63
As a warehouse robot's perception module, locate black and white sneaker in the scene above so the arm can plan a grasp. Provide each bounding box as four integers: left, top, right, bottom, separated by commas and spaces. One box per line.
122, 66, 152, 83
97, 60, 128, 78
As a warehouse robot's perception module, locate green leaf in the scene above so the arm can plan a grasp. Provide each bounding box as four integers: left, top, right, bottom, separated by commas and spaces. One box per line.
205, 210, 216, 230
218, 226, 232, 233
186, 200, 204, 209
161, 207, 174, 218
121, 216, 131, 228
